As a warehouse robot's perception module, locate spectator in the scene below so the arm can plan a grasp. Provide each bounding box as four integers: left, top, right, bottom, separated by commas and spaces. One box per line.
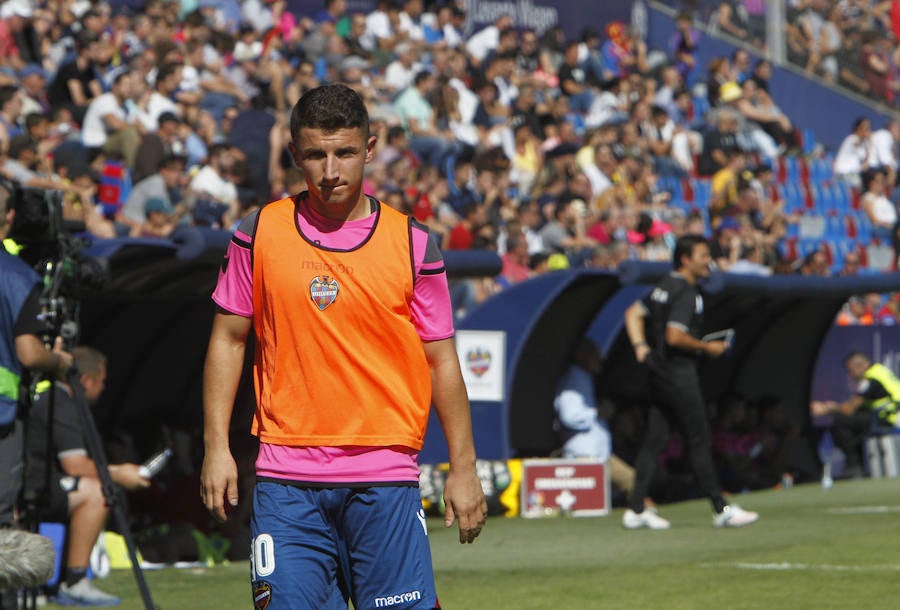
0, 0, 40, 71
727, 240, 772, 276
698, 109, 741, 177
46, 31, 102, 120
558, 41, 595, 114
600, 21, 636, 80
799, 248, 832, 277
539, 196, 597, 263
120, 154, 189, 233
189, 144, 241, 228
133, 111, 185, 185
838, 251, 863, 277
24, 346, 150, 606
736, 78, 799, 153
17, 64, 49, 119
394, 70, 459, 173
709, 0, 756, 45
859, 169, 898, 246
709, 150, 746, 225
800, 0, 842, 82
135, 62, 185, 133
859, 30, 890, 102
80, 70, 141, 167
833, 117, 872, 186
499, 230, 532, 285
465, 14, 513, 68
669, 11, 699, 81
868, 119, 900, 187
0, 84, 23, 142
383, 41, 422, 95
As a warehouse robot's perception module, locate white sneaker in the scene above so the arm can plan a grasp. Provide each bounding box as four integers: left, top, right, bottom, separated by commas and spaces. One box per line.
623, 507, 671, 530
56, 578, 120, 606
713, 504, 759, 528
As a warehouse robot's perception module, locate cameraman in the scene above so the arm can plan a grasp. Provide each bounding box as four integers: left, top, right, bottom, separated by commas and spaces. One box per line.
24, 346, 150, 606
0, 179, 72, 609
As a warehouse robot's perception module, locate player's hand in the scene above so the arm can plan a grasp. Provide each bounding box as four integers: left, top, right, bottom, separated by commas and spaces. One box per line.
634, 343, 651, 363
200, 448, 239, 523
111, 463, 151, 491
442, 467, 487, 544
705, 340, 728, 358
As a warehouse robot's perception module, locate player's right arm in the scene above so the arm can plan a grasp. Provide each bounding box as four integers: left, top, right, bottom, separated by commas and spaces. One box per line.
201, 310, 251, 522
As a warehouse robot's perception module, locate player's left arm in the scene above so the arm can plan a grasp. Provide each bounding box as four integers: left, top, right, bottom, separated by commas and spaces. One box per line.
409, 223, 485, 543
424, 338, 487, 544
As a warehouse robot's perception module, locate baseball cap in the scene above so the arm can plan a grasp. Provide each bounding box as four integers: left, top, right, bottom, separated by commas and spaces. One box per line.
144, 198, 171, 215
718, 217, 741, 232
18, 64, 46, 80
0, 0, 33, 19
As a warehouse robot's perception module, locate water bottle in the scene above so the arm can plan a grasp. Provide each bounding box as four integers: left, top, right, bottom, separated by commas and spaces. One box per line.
818, 430, 835, 490
138, 448, 173, 479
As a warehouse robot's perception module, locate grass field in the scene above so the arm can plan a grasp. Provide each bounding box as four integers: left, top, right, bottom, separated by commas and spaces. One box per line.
45, 478, 900, 609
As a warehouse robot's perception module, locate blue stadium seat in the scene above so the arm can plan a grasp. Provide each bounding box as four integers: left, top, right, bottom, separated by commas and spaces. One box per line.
694, 179, 711, 204
802, 128, 817, 155
825, 214, 845, 238
785, 157, 800, 184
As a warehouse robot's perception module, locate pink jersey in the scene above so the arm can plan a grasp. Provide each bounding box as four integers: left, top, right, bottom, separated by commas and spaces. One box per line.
212, 197, 455, 483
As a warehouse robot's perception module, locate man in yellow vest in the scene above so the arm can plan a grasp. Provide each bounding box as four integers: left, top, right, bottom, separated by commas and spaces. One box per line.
821, 351, 900, 478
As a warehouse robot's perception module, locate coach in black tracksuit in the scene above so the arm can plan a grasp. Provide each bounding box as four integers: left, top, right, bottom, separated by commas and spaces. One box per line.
622, 235, 759, 530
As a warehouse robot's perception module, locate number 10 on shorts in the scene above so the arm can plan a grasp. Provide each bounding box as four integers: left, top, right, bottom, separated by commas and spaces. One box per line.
252, 533, 275, 578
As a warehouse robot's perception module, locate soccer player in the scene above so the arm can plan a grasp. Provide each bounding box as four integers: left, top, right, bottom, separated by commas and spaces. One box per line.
622, 234, 759, 530
200, 83, 486, 609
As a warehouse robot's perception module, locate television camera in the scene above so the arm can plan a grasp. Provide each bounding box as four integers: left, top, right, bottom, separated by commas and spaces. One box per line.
4, 178, 108, 347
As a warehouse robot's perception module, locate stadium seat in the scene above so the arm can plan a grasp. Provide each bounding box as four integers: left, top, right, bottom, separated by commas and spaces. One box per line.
801, 128, 817, 155
799, 214, 826, 239
825, 213, 844, 238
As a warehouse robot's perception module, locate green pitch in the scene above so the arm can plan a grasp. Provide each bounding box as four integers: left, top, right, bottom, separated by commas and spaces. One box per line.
47, 479, 899, 609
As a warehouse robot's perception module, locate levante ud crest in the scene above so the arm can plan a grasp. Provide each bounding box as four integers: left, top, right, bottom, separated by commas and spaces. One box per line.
310, 275, 339, 310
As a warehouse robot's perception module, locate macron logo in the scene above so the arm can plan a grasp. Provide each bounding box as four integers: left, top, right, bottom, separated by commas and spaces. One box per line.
374, 590, 422, 607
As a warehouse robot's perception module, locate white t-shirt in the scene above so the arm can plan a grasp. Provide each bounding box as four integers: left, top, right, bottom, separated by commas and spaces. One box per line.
190, 165, 238, 204
833, 134, 870, 176
135, 92, 179, 133
398, 12, 424, 41
365, 10, 392, 45
81, 93, 126, 148
384, 61, 421, 93
870, 128, 897, 170
465, 25, 498, 63
865, 192, 898, 226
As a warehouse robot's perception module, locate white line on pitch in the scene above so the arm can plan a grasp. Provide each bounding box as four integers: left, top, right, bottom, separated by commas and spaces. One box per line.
825, 506, 900, 515
701, 562, 900, 572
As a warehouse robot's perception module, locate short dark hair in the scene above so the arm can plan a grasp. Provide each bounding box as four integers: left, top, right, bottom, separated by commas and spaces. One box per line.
289, 83, 369, 141
673, 234, 708, 269
72, 346, 106, 377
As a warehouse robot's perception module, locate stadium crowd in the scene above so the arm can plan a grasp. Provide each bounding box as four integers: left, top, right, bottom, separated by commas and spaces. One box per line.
686, 0, 900, 109
0, 0, 898, 319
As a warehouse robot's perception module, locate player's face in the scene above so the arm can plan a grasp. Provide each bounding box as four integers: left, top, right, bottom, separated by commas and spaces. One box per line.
291, 127, 375, 215
686, 243, 713, 278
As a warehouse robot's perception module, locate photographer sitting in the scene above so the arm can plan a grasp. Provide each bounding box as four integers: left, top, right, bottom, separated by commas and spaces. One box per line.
1, 178, 73, 610
24, 346, 149, 606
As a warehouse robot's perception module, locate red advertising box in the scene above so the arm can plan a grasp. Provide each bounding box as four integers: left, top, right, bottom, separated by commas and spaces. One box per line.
520, 459, 609, 518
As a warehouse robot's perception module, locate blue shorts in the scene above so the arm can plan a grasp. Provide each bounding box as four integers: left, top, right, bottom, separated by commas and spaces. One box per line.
250, 482, 439, 610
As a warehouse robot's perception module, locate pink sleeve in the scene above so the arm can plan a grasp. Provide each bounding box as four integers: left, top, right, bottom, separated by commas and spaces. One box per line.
211, 229, 254, 317
410, 225, 455, 341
